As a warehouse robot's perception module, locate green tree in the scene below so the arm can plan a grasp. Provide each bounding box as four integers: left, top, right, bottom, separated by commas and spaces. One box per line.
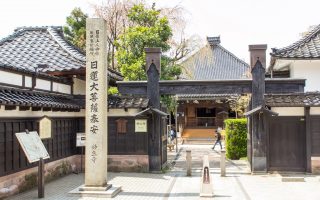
116, 3, 177, 81
63, 8, 88, 51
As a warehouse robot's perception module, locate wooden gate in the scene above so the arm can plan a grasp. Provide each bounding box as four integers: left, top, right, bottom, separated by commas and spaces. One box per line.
268, 116, 306, 172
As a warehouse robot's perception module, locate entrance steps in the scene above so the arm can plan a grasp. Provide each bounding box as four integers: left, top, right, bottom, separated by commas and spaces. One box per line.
183, 138, 215, 145
182, 128, 215, 144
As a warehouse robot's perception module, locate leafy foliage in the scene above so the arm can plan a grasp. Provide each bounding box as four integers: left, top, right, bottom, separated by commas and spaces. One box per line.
224, 119, 247, 160
116, 3, 175, 81
161, 95, 177, 113
229, 94, 251, 118
63, 8, 87, 51
161, 56, 182, 80
107, 86, 119, 95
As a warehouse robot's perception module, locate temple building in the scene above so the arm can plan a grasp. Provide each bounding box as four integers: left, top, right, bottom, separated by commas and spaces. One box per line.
176, 36, 250, 142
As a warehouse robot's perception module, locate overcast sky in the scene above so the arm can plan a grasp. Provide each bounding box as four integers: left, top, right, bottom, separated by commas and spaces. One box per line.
0, 0, 319, 64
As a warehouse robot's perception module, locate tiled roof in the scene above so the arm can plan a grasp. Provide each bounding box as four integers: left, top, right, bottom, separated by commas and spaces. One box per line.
271, 25, 320, 59
180, 37, 250, 80
177, 93, 240, 100
265, 92, 320, 107
0, 86, 82, 110
0, 26, 123, 80
108, 95, 149, 109
0, 86, 149, 111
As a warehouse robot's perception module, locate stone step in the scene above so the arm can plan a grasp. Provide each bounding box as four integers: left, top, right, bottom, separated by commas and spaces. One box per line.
183, 138, 215, 145
281, 177, 305, 182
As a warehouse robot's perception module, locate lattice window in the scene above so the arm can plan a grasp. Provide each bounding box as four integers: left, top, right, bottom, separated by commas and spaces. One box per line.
116, 118, 128, 134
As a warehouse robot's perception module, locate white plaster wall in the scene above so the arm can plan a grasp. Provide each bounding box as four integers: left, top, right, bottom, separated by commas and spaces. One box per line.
310, 107, 320, 115
73, 78, 86, 95
0, 70, 22, 86
271, 59, 292, 71
274, 59, 320, 92
271, 107, 304, 116
35, 78, 51, 90
52, 82, 71, 94
25, 76, 32, 88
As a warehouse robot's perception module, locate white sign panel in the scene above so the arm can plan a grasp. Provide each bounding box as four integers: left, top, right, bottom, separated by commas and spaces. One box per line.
135, 119, 147, 132
76, 133, 86, 147
39, 116, 52, 139
15, 131, 50, 163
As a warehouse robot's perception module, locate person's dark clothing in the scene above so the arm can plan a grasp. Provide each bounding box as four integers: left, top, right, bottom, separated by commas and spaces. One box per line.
216, 132, 221, 141
212, 131, 222, 150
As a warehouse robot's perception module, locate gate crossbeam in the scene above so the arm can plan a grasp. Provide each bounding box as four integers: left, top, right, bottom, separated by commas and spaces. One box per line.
117, 78, 305, 95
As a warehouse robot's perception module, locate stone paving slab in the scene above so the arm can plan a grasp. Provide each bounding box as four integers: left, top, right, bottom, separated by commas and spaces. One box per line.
8, 172, 174, 200
6, 144, 320, 200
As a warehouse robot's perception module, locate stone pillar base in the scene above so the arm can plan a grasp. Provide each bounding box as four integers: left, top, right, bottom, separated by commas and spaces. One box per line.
252, 156, 267, 173
311, 157, 320, 174
69, 184, 121, 198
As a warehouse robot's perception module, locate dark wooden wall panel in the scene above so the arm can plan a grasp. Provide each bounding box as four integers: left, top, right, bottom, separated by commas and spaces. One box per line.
0, 123, 5, 175
108, 117, 148, 155
310, 116, 320, 156
0, 117, 84, 177
269, 116, 306, 172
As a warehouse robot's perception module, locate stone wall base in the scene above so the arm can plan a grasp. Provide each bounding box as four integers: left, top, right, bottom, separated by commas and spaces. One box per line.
311, 157, 320, 174
107, 155, 149, 172
0, 155, 80, 199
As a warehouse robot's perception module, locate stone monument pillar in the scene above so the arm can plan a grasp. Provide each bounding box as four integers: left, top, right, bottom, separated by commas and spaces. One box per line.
85, 18, 108, 186
69, 18, 121, 198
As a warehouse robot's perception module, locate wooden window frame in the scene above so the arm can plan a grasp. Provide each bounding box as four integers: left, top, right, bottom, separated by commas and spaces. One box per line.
116, 118, 128, 134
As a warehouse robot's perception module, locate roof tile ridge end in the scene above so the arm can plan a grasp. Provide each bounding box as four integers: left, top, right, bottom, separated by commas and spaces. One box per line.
47, 27, 86, 62
0, 28, 26, 45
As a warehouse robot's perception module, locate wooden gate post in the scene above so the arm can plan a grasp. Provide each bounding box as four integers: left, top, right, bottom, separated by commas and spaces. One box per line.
145, 48, 162, 171
38, 157, 44, 198
250, 44, 267, 172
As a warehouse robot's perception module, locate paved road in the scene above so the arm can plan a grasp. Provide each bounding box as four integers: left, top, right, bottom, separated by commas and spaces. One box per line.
7, 144, 320, 200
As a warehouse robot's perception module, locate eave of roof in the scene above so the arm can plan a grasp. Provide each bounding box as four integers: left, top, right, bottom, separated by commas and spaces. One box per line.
0, 63, 71, 83
265, 92, 320, 107
108, 95, 149, 109
244, 106, 278, 116
176, 93, 240, 100
270, 24, 320, 66
0, 85, 82, 111
134, 108, 168, 117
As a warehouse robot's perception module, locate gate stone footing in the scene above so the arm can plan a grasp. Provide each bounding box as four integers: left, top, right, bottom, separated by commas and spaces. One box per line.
68, 184, 121, 198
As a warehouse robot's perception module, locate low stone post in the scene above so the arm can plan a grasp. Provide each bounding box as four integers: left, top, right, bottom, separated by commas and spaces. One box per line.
220, 149, 226, 177
200, 155, 213, 197
186, 150, 192, 176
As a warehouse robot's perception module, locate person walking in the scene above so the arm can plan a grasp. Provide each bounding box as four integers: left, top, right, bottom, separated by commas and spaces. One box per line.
212, 127, 222, 150
170, 127, 176, 141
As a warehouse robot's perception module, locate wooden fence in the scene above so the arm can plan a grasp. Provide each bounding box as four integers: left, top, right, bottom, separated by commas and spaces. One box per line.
0, 117, 85, 177
0, 116, 154, 177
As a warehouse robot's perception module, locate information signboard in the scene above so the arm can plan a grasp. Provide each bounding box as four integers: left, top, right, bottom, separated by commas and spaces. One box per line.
15, 131, 50, 163
76, 133, 86, 147
135, 119, 147, 132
